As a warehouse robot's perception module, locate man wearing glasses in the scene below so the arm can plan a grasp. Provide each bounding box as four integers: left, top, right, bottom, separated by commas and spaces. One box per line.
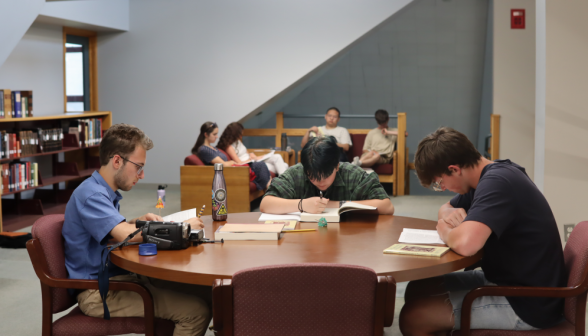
300, 107, 352, 162
399, 127, 566, 335
63, 124, 210, 336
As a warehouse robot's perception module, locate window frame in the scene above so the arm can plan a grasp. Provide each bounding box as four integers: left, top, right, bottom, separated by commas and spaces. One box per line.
63, 27, 98, 112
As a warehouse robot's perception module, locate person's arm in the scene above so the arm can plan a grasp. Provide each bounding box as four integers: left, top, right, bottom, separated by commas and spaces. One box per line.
225, 145, 245, 164
128, 212, 163, 224
438, 202, 467, 227
437, 219, 491, 256
345, 199, 394, 215
110, 221, 144, 243
336, 142, 350, 152
260, 195, 329, 214
301, 126, 318, 148
210, 156, 236, 167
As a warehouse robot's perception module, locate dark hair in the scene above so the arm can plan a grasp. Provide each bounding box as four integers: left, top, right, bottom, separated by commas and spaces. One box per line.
414, 127, 482, 187
374, 109, 389, 125
191, 122, 217, 155
300, 136, 340, 181
326, 107, 340, 117
99, 123, 153, 166
217, 122, 244, 151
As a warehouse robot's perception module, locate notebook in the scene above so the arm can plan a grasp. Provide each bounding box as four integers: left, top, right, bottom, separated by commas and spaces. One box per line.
299, 202, 377, 223
215, 224, 284, 241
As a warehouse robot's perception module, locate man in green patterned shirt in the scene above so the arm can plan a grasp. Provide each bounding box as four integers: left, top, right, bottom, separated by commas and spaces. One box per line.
260, 136, 394, 214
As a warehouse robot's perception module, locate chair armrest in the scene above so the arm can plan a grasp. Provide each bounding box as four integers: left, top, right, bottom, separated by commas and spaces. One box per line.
212, 279, 233, 336
375, 275, 396, 334
460, 285, 582, 336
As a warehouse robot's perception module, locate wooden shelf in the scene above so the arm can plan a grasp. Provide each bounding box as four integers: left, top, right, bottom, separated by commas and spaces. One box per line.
1, 168, 95, 196
0, 111, 111, 123
2, 203, 67, 232
0, 111, 112, 232
0, 145, 99, 163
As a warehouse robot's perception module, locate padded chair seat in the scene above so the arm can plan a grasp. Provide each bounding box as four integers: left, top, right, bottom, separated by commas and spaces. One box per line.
451, 319, 574, 336
373, 163, 394, 175
52, 306, 175, 336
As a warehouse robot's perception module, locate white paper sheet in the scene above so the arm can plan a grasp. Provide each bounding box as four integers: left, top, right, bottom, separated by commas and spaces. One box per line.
163, 208, 205, 238
258, 212, 301, 221
398, 228, 445, 245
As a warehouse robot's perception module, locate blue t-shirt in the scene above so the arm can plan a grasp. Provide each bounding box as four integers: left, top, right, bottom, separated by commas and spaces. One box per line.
63, 171, 127, 280
198, 146, 227, 165
450, 159, 566, 328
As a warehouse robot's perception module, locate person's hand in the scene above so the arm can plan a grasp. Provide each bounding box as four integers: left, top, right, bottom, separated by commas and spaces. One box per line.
371, 150, 378, 155
182, 217, 204, 229
309, 126, 319, 134
302, 197, 329, 214
249, 153, 258, 160
227, 160, 236, 165
137, 213, 164, 222
442, 208, 467, 228
436, 218, 453, 243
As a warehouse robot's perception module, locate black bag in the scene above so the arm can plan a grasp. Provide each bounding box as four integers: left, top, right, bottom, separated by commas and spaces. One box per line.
0, 233, 32, 248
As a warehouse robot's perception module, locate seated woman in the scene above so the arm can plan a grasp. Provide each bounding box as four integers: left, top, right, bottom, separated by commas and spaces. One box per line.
217, 122, 289, 176
191, 121, 271, 190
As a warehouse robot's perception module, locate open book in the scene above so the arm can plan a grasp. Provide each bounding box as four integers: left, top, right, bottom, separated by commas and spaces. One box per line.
243, 150, 275, 163
300, 201, 377, 223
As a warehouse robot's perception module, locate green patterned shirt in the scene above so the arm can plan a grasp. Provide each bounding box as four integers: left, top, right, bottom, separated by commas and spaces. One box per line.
264, 162, 389, 201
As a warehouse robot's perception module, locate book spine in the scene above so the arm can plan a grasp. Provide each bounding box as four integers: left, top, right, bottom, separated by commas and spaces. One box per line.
13, 91, 21, 118
0, 89, 3, 118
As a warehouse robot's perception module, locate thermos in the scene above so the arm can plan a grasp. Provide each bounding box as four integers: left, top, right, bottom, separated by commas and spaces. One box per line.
281, 132, 288, 151
212, 163, 228, 221
157, 185, 167, 206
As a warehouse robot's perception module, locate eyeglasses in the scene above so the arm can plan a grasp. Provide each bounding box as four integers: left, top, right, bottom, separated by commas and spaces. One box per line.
111, 155, 144, 176
431, 178, 443, 192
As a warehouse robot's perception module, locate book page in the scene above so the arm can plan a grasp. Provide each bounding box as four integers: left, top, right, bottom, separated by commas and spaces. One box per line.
253, 150, 275, 162
259, 212, 301, 221
338, 201, 377, 214
163, 208, 205, 237
398, 229, 445, 245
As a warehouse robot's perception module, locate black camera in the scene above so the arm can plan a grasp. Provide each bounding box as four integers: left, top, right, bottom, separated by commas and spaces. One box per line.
136, 220, 193, 250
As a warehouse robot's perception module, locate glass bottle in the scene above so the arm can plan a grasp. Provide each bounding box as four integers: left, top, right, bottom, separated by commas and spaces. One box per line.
212, 163, 228, 221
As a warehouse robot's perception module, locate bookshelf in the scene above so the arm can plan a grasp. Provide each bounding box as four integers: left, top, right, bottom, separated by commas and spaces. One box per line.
0, 111, 112, 233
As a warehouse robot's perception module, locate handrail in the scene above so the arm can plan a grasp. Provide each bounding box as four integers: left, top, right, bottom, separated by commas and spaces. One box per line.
283, 114, 398, 119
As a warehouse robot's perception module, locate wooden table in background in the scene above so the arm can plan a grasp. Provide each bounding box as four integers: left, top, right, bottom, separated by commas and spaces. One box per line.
111, 213, 481, 286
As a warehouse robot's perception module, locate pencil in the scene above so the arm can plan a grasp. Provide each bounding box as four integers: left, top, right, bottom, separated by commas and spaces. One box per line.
282, 229, 317, 233
197, 205, 205, 218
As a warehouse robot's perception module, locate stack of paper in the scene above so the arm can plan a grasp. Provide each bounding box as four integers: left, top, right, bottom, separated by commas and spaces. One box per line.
215, 224, 284, 241
258, 212, 301, 221
398, 229, 445, 245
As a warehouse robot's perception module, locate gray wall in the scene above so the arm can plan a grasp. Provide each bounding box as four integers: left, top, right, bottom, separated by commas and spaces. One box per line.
244, 0, 489, 195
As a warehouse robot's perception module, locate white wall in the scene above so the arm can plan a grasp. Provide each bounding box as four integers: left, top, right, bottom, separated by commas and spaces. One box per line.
544, 0, 588, 242
0, 22, 64, 116
493, 0, 535, 178
0, 0, 45, 68
97, 0, 412, 184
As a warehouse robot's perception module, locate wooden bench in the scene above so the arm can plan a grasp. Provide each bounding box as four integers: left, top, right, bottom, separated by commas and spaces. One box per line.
243, 112, 408, 196
181, 148, 290, 215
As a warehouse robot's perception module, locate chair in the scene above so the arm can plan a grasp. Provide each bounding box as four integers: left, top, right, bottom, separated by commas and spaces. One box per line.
454, 221, 588, 336
27, 214, 175, 336
212, 263, 396, 336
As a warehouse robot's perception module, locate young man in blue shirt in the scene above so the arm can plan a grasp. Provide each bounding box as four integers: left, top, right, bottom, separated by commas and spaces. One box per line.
63, 124, 210, 336
400, 127, 566, 335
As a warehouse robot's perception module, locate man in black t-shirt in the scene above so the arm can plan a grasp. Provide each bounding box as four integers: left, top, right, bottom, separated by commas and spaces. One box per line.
399, 127, 567, 335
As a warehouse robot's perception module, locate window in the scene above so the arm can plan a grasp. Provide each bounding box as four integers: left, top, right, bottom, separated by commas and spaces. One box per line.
63, 27, 97, 112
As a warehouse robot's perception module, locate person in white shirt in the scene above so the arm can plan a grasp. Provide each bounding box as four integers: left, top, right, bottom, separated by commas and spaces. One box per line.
300, 107, 352, 162
218, 122, 289, 175
353, 109, 399, 167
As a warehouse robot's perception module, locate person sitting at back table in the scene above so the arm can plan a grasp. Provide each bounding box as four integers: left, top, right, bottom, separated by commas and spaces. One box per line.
399, 127, 567, 335
300, 107, 352, 162
352, 109, 401, 168
217, 122, 289, 176
63, 124, 210, 336
260, 136, 394, 215
191, 121, 271, 190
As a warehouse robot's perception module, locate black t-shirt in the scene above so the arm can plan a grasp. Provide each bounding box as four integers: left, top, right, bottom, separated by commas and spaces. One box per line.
450, 159, 567, 329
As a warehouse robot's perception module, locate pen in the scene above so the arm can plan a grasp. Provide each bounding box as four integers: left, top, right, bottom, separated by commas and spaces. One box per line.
283, 229, 317, 233
320, 191, 323, 200
197, 205, 206, 218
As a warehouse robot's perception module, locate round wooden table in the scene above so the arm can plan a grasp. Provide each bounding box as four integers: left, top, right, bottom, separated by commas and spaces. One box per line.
111, 212, 481, 285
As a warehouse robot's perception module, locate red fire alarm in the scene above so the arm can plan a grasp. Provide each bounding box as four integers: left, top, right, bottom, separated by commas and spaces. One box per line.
511, 9, 525, 29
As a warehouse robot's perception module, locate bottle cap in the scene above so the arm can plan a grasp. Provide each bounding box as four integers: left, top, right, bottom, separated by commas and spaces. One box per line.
214, 163, 223, 171
138, 243, 157, 256
158, 184, 168, 190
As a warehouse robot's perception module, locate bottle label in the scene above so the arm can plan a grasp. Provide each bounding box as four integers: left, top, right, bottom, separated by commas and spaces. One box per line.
217, 203, 228, 216
214, 189, 226, 202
